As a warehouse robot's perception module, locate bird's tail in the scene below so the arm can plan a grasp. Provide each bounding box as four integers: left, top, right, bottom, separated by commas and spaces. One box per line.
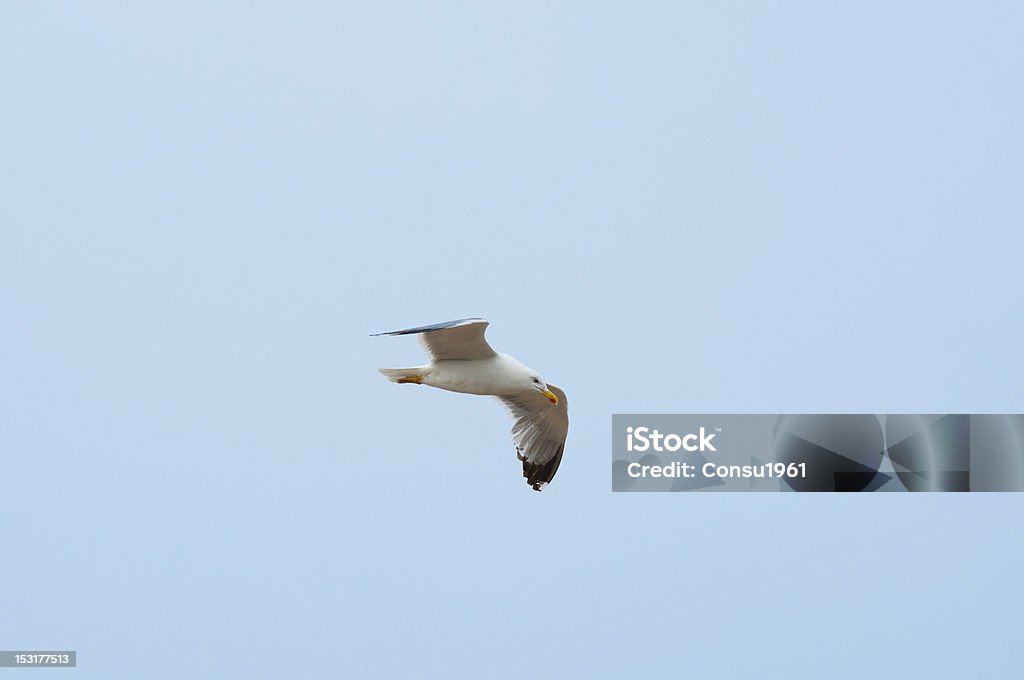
377, 367, 427, 384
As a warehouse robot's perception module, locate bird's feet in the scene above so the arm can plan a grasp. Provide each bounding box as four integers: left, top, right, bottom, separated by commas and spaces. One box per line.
397, 374, 423, 384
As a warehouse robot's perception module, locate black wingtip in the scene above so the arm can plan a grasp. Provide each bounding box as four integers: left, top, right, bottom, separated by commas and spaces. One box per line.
522, 442, 565, 491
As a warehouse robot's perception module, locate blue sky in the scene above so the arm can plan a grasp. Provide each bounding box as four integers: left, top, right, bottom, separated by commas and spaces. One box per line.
2, 3, 1022, 678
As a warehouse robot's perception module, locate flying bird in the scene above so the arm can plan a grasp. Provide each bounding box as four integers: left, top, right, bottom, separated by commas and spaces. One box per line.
374, 318, 568, 491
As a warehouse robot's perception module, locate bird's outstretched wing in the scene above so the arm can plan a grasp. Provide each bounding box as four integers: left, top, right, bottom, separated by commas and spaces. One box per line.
371, 318, 496, 361
497, 384, 569, 491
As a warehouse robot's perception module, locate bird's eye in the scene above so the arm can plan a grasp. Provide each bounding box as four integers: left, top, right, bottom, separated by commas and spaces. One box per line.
533, 378, 540, 384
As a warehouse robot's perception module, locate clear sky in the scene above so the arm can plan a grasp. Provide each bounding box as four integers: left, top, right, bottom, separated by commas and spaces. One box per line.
2, 2, 1023, 678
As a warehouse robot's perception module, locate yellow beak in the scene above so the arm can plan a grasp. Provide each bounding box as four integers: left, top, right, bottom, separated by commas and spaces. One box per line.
541, 388, 558, 405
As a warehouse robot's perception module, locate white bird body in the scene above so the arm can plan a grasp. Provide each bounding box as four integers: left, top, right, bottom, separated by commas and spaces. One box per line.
374, 318, 569, 491
414, 354, 537, 395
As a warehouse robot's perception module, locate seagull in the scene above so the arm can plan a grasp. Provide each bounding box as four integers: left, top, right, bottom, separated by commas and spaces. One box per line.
373, 318, 568, 491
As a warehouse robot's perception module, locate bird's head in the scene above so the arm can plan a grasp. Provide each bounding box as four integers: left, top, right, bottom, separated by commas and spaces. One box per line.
528, 375, 558, 405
